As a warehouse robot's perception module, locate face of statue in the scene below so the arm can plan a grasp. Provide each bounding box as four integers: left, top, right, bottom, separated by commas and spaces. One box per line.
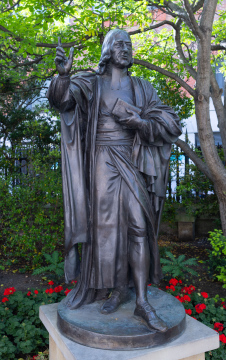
110, 32, 132, 69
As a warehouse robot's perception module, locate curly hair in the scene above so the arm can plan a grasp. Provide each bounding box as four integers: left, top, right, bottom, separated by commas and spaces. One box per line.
97, 29, 133, 75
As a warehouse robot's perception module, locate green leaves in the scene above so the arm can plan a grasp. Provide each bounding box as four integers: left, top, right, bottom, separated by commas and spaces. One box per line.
207, 230, 226, 288
160, 251, 198, 279
32, 251, 64, 279
0, 287, 65, 359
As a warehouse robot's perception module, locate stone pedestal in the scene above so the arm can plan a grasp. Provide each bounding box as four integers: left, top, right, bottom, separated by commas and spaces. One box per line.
176, 213, 195, 241
40, 303, 219, 360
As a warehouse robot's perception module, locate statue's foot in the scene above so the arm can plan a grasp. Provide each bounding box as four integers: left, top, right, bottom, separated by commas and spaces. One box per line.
134, 301, 168, 332
101, 287, 130, 314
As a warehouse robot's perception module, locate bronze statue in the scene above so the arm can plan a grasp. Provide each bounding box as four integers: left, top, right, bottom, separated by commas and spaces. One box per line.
47, 29, 182, 333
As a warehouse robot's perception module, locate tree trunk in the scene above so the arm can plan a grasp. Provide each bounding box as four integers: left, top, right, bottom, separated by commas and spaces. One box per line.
214, 181, 226, 235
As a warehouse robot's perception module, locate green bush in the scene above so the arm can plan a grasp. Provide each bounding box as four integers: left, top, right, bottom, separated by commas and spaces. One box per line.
207, 229, 226, 288
0, 149, 64, 269
0, 286, 67, 359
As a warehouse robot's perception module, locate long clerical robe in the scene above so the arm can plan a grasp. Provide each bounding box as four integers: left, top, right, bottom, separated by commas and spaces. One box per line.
47, 72, 182, 308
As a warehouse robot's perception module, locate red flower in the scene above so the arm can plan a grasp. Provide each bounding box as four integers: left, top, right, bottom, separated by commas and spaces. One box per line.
178, 280, 182, 284
48, 281, 54, 285
219, 334, 226, 343
189, 285, 195, 292
54, 286, 63, 293
192, 317, 197, 320
71, 280, 77, 285
201, 292, 208, 299
183, 295, 191, 302
169, 279, 178, 286
33, 356, 38, 360
185, 309, 192, 315
34, 290, 38, 295
27, 291, 31, 296
2, 297, 9, 303
214, 322, 224, 332
147, 283, 152, 286
166, 285, 175, 291
181, 285, 195, 295
195, 303, 206, 314
221, 301, 226, 310
175, 295, 184, 303
65, 288, 72, 296
3, 287, 16, 296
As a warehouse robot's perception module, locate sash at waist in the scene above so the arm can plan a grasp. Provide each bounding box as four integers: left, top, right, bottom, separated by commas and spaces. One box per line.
96, 115, 135, 145
95, 138, 134, 146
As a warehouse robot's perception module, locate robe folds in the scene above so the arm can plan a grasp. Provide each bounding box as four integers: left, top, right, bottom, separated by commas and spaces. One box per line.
47, 72, 182, 308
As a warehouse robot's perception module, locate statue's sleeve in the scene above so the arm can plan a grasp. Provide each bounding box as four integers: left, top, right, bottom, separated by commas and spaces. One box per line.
46, 75, 77, 112
139, 81, 182, 145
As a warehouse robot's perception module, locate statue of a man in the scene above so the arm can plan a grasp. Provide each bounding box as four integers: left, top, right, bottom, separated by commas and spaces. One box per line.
47, 29, 182, 332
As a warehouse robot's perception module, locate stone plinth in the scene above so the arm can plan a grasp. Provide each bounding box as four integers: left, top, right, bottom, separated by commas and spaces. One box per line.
40, 302, 219, 360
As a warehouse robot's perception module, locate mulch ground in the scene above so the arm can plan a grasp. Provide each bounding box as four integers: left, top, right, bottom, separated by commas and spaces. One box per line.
0, 234, 226, 300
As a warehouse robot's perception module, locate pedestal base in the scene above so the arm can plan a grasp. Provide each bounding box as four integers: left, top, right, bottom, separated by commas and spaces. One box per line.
57, 287, 186, 349
40, 302, 219, 360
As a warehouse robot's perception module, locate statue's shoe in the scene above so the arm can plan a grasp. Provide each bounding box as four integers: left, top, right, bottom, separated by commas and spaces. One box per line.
134, 301, 168, 332
101, 288, 130, 314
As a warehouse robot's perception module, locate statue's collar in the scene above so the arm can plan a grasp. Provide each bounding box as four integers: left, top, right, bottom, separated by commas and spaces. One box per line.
105, 65, 128, 90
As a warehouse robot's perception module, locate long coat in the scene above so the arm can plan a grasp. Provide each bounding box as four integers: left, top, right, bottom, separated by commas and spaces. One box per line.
47, 72, 182, 308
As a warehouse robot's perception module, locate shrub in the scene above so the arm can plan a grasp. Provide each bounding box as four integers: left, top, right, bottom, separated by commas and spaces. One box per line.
32, 251, 64, 281
0, 284, 72, 359
207, 229, 226, 288
160, 251, 198, 279
0, 150, 64, 269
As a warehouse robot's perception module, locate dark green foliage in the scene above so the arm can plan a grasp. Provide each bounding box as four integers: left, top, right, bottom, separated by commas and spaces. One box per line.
160, 251, 198, 279
32, 251, 64, 279
162, 146, 220, 224
0, 149, 64, 269
0, 289, 66, 359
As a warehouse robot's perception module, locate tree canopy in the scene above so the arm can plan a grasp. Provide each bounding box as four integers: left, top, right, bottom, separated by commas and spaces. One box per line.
1, 0, 226, 232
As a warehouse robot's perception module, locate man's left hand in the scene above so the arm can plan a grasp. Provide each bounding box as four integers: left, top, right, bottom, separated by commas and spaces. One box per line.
116, 109, 145, 130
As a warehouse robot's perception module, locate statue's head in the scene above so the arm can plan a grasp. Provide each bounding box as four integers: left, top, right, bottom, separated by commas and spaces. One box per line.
98, 29, 133, 74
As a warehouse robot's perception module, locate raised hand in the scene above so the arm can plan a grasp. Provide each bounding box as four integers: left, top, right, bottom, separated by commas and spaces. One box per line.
55, 37, 74, 76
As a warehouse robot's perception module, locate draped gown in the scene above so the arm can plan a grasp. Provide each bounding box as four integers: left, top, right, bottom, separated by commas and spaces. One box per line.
47, 72, 182, 308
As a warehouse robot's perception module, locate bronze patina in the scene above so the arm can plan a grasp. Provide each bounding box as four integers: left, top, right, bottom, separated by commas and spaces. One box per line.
47, 29, 182, 336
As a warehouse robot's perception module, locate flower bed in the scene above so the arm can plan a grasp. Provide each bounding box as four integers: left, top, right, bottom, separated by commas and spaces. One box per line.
163, 278, 226, 359
0, 280, 225, 359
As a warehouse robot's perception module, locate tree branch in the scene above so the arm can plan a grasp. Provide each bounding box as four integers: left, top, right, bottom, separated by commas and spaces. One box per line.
133, 58, 196, 97
192, 0, 204, 13
0, 24, 87, 49
183, 0, 204, 40
211, 44, 226, 51
174, 19, 197, 79
176, 138, 213, 181
1, 0, 20, 13
128, 20, 177, 36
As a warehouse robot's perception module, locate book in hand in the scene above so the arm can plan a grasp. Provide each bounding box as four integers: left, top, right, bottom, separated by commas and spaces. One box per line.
112, 98, 142, 119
